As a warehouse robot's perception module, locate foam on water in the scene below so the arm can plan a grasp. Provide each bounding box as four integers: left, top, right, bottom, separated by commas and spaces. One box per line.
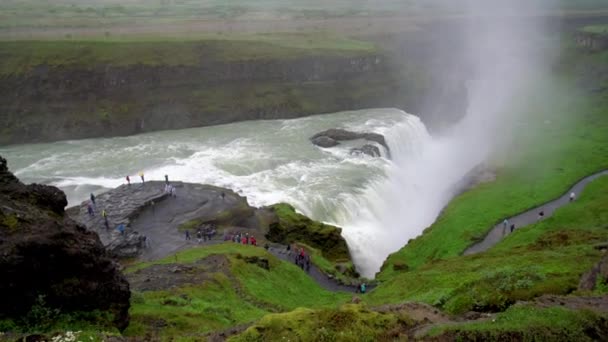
1, 108, 472, 278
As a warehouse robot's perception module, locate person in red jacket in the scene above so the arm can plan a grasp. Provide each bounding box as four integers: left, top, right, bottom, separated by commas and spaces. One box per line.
242, 236, 247, 244
250, 236, 257, 246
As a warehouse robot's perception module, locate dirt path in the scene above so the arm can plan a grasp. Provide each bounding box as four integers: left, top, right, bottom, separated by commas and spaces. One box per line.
464, 169, 608, 255
267, 246, 360, 293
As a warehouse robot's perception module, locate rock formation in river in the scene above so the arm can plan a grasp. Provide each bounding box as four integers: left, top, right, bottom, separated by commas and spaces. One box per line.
350, 144, 382, 157
310, 128, 390, 157
0, 155, 131, 331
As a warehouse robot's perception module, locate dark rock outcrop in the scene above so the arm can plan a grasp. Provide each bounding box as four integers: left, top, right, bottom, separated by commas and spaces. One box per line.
310, 128, 390, 157
350, 144, 381, 157
310, 135, 339, 148
0, 155, 130, 331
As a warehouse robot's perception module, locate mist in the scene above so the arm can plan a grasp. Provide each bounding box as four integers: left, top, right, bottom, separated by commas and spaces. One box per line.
335, 0, 558, 277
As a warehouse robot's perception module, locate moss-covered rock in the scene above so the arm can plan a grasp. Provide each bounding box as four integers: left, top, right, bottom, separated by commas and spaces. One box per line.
265, 203, 350, 262
231, 304, 414, 342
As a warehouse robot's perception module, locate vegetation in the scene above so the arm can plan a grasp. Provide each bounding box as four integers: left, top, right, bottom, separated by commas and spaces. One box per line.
124, 244, 349, 339
379, 74, 608, 280
230, 304, 413, 342
0, 37, 375, 76
581, 25, 608, 34
369, 163, 608, 314
427, 305, 608, 341
267, 203, 351, 262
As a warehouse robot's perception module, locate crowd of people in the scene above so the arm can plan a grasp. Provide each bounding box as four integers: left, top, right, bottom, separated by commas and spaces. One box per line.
224, 232, 258, 246
85, 173, 177, 236
185, 225, 217, 243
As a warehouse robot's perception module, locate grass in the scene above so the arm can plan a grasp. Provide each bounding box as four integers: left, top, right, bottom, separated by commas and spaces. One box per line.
0, 36, 375, 76
379, 75, 608, 280
426, 304, 608, 341
581, 25, 608, 34
125, 277, 268, 338
124, 243, 349, 339
368, 175, 608, 314
125, 243, 269, 273
267, 203, 351, 262
229, 304, 413, 342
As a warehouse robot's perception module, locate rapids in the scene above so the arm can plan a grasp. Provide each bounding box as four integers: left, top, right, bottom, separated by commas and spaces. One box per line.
0, 108, 480, 277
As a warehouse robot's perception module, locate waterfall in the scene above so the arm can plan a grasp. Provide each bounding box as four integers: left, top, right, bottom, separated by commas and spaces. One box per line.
333, 112, 488, 278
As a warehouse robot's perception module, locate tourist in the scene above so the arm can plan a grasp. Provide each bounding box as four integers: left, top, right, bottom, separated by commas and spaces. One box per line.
185, 230, 191, 241
102, 209, 109, 229
126, 175, 130, 186
503, 218, 508, 230
510, 224, 515, 233
241, 235, 247, 245
304, 254, 310, 272
87, 203, 94, 216
221, 192, 225, 200
90, 193, 96, 206
196, 229, 202, 243
570, 192, 576, 202
298, 248, 306, 270
360, 283, 367, 294
538, 210, 545, 220
171, 185, 176, 198
245, 233, 250, 244
139, 171, 145, 184
116, 224, 125, 235
250, 236, 257, 246
165, 174, 169, 184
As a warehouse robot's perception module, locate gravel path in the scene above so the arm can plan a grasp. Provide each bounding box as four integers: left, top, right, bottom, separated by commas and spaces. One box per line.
464, 169, 608, 255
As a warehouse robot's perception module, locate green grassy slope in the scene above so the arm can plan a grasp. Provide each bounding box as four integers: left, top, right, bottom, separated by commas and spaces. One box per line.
124, 244, 349, 339
379, 77, 608, 280
427, 305, 608, 341
368, 174, 608, 314
230, 304, 414, 342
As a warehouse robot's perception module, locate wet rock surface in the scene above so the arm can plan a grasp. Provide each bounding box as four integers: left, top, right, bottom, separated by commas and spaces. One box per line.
68, 182, 261, 260
0, 155, 130, 331
310, 128, 390, 157
350, 144, 381, 157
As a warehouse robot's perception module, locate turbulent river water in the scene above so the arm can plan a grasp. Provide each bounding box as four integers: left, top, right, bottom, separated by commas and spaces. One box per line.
0, 108, 484, 277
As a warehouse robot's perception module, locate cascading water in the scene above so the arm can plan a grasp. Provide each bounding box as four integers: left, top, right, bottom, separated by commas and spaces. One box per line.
0, 108, 488, 278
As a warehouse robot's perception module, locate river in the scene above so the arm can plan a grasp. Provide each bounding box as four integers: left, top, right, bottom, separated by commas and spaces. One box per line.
0, 108, 483, 277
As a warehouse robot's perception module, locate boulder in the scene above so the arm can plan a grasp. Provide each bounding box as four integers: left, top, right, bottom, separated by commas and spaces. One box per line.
350, 144, 381, 157
0, 155, 131, 331
310, 128, 390, 157
311, 135, 339, 148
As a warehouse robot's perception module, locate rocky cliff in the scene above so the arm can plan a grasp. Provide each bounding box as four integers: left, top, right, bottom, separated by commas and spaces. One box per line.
0, 155, 130, 331
0, 40, 468, 145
